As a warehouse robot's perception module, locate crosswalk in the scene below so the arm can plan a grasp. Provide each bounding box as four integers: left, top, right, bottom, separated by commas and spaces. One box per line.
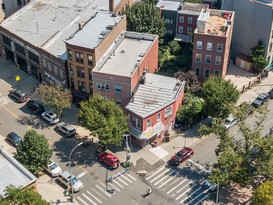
146, 166, 213, 205
76, 172, 137, 205
0, 93, 11, 105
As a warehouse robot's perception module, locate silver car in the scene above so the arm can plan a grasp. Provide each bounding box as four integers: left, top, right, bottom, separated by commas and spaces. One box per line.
222, 116, 237, 129
57, 171, 83, 192
41, 111, 60, 125
56, 122, 76, 137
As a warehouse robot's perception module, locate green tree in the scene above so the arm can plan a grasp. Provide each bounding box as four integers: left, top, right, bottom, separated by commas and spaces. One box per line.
78, 95, 128, 146
174, 71, 201, 93
168, 41, 181, 55
124, 2, 166, 38
33, 84, 72, 117
252, 181, 273, 205
201, 76, 239, 119
158, 48, 171, 68
0, 185, 49, 205
249, 39, 268, 72
16, 130, 52, 175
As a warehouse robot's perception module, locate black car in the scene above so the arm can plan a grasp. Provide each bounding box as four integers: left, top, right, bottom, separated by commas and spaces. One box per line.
26, 100, 45, 114
268, 88, 273, 99
8, 90, 29, 103
7, 132, 23, 147
251, 93, 269, 108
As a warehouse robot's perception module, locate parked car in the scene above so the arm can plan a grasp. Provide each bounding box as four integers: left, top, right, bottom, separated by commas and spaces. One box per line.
203, 180, 217, 192
41, 111, 60, 125
169, 147, 194, 166
57, 171, 83, 192
251, 93, 270, 108
7, 132, 23, 147
44, 159, 62, 177
26, 100, 45, 115
239, 102, 254, 116
222, 116, 237, 129
268, 88, 273, 99
8, 90, 29, 103
99, 152, 120, 169
56, 122, 76, 137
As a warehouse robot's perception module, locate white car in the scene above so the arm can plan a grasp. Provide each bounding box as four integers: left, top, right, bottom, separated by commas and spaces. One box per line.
44, 159, 62, 177
222, 116, 237, 129
41, 111, 60, 125
57, 171, 83, 192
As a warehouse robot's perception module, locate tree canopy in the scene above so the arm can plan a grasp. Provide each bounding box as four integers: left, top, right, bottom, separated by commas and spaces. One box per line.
249, 39, 268, 72
252, 181, 273, 205
33, 84, 72, 117
174, 71, 201, 93
201, 76, 239, 119
0, 185, 49, 205
78, 95, 128, 146
16, 130, 52, 175
124, 1, 166, 38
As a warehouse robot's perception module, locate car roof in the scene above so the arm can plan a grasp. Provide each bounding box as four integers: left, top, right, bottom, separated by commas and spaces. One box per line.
8, 132, 21, 138
63, 123, 74, 130
101, 152, 119, 160
60, 171, 74, 179
226, 116, 235, 121
13, 90, 26, 95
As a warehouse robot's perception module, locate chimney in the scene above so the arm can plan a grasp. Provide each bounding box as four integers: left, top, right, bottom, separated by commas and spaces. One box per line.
109, 0, 114, 12
78, 22, 83, 30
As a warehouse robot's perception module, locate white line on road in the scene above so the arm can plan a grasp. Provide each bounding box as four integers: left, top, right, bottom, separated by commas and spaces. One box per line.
108, 182, 121, 192
77, 196, 89, 205
163, 176, 181, 191
167, 179, 187, 194
146, 167, 165, 180
180, 187, 202, 204
184, 188, 209, 204
77, 172, 87, 179
96, 185, 112, 197
192, 193, 210, 205
92, 188, 107, 200
112, 179, 124, 189
150, 169, 170, 183
87, 191, 102, 204
154, 170, 177, 186
159, 171, 180, 188
116, 177, 129, 186
176, 183, 197, 201
82, 193, 97, 205
187, 159, 211, 174
120, 174, 132, 183
126, 173, 137, 181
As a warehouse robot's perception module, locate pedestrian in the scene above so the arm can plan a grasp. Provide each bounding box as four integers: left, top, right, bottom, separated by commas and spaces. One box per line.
146, 187, 152, 195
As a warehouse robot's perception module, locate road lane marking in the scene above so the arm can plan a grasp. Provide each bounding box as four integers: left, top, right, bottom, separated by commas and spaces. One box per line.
107, 182, 121, 192
87, 191, 102, 204
120, 174, 132, 183
192, 193, 210, 205
150, 169, 170, 183
187, 159, 211, 174
92, 188, 107, 200
77, 196, 89, 205
175, 183, 197, 200
167, 179, 187, 194
180, 186, 202, 204
146, 167, 165, 180
126, 173, 137, 181
96, 185, 112, 197
154, 170, 176, 186
159, 171, 180, 188
77, 172, 87, 179
112, 179, 124, 189
116, 177, 129, 186
184, 188, 209, 204
82, 193, 97, 205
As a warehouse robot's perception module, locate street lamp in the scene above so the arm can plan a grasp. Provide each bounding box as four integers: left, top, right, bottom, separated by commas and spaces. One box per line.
69, 142, 83, 203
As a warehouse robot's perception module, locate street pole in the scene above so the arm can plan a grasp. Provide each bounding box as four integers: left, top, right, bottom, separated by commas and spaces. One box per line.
123, 134, 130, 164
69, 142, 83, 203
216, 182, 219, 205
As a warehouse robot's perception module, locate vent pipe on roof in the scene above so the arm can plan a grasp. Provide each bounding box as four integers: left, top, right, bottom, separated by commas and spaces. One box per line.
79, 22, 84, 30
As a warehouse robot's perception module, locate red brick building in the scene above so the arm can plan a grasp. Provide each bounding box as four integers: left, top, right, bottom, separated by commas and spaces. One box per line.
192, 7, 234, 80
125, 73, 185, 148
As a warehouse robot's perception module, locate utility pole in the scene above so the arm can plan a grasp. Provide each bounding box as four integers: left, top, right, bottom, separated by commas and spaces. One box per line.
124, 134, 131, 165
216, 182, 220, 205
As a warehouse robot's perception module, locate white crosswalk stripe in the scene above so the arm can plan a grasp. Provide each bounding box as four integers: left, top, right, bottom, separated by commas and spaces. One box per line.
159, 171, 180, 188
167, 179, 187, 194
82, 193, 98, 205
116, 177, 129, 186
107, 182, 121, 192
184, 188, 209, 204
146, 167, 165, 180
96, 185, 112, 197
77, 196, 89, 205
154, 170, 176, 186
112, 179, 124, 189
87, 191, 103, 204
120, 174, 132, 183
0, 97, 11, 105
125, 173, 137, 181
192, 193, 210, 205
179, 186, 202, 203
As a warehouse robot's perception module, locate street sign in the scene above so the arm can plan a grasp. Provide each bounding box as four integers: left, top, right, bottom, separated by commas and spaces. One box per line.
15, 75, 20, 81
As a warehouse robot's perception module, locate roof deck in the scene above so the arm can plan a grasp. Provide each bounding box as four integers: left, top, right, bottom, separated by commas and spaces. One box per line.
177, 2, 204, 15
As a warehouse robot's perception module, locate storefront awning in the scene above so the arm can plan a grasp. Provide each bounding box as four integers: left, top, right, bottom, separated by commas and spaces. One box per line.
129, 121, 165, 140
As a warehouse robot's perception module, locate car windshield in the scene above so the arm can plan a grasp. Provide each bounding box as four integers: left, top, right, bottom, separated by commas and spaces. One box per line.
176, 151, 185, 158
224, 119, 231, 124
51, 116, 57, 120
13, 135, 22, 143
71, 177, 78, 185
49, 163, 58, 170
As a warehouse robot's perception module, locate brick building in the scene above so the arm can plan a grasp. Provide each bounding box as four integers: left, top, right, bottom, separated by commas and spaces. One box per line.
125, 73, 185, 148
192, 7, 234, 80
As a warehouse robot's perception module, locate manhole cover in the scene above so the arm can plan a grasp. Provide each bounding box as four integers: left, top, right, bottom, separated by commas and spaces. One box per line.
90, 172, 95, 176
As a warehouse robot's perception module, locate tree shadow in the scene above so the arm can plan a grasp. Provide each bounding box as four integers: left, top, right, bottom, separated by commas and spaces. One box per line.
17, 115, 50, 129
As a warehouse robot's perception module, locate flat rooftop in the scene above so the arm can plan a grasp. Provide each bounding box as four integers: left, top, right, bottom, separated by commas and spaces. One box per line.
0, 148, 37, 196
95, 32, 157, 77
178, 2, 204, 15
156, 0, 181, 11
0, 0, 116, 59
65, 12, 124, 49
126, 73, 185, 118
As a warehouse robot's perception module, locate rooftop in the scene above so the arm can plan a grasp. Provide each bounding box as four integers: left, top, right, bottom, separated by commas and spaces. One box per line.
0, 0, 116, 60
94, 32, 157, 77
126, 73, 185, 118
178, 2, 204, 15
65, 12, 124, 49
196, 8, 233, 36
0, 147, 37, 196
156, 0, 181, 11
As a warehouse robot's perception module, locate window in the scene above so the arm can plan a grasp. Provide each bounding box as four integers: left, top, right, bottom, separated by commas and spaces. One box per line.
15, 43, 25, 55
136, 118, 140, 129
187, 27, 192, 33
115, 85, 122, 93
96, 83, 109, 91
129, 114, 134, 124
179, 16, 184, 23
188, 17, 193, 24
78, 81, 86, 92
77, 67, 85, 78
205, 55, 211, 64
164, 19, 170, 24
69, 64, 74, 76
87, 55, 93, 66
195, 53, 201, 63
70, 79, 75, 89
178, 26, 183, 33
217, 43, 223, 52
204, 69, 210, 78
195, 67, 200, 76
157, 113, 161, 122
89, 69, 92, 80
165, 106, 172, 118
17, 0, 22, 6
29, 51, 39, 63
196, 41, 202, 49
166, 30, 173, 35
3, 35, 11, 46
170, 19, 173, 24
75, 52, 84, 63
115, 98, 122, 105
214, 70, 220, 75
215, 56, 221, 65
68, 50, 72, 60
207, 42, 213, 51
147, 119, 151, 128
96, 82, 102, 90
